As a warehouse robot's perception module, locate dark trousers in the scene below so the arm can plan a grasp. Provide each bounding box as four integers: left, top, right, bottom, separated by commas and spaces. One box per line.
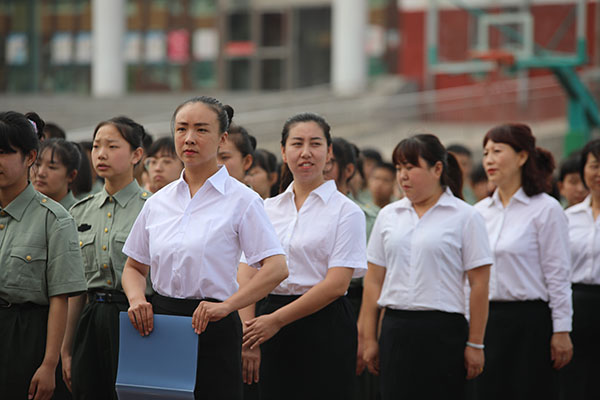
469, 300, 557, 400
152, 294, 243, 400
71, 300, 128, 400
379, 309, 468, 400
559, 284, 600, 400
259, 295, 357, 400
347, 286, 380, 400
0, 304, 49, 399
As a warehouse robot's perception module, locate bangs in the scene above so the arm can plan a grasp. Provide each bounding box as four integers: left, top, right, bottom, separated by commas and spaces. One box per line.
392, 137, 423, 166
0, 123, 19, 154
483, 124, 532, 152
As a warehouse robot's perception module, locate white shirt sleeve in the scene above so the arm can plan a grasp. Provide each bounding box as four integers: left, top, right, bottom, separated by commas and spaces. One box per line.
239, 197, 284, 269
328, 207, 367, 274
367, 210, 387, 268
461, 210, 494, 271
122, 202, 151, 266
537, 202, 573, 332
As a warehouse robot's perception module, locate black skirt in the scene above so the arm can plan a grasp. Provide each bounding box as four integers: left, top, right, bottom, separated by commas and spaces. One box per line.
0, 303, 49, 399
559, 284, 600, 400
470, 300, 558, 400
258, 294, 357, 400
378, 308, 468, 400
152, 293, 243, 400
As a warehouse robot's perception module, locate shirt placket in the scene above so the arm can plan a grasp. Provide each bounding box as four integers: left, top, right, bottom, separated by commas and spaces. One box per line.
0, 210, 8, 248
408, 211, 420, 304
489, 207, 506, 298
100, 197, 116, 287
592, 213, 599, 283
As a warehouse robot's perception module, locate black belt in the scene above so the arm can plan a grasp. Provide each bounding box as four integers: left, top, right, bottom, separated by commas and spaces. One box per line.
0, 297, 47, 310
87, 290, 129, 304
152, 293, 220, 316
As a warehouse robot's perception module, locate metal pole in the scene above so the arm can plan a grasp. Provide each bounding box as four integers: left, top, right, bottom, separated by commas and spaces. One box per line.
92, 0, 126, 97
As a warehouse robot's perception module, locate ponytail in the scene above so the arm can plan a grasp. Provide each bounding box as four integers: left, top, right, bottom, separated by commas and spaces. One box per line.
444, 152, 464, 199
279, 163, 293, 194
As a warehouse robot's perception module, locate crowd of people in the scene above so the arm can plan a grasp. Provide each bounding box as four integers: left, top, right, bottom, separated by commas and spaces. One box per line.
0, 96, 598, 400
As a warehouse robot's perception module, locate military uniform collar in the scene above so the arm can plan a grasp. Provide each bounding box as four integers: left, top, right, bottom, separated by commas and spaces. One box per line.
2, 183, 37, 221
98, 180, 141, 208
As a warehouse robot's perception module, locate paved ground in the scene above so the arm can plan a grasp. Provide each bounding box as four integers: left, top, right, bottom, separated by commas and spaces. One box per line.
0, 79, 587, 162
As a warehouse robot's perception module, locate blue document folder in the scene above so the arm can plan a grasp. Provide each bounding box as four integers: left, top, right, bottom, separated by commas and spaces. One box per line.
116, 312, 198, 400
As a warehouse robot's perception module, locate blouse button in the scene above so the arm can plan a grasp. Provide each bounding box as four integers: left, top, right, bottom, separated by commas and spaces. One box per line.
0, 224, 4, 230
103, 264, 108, 269
26, 255, 32, 261
79, 241, 83, 247
102, 245, 107, 251
107, 280, 112, 285
104, 228, 108, 233
107, 212, 112, 218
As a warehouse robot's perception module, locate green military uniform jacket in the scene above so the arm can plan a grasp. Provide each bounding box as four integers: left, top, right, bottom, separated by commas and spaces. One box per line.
0, 184, 87, 305
70, 180, 150, 293
59, 191, 77, 210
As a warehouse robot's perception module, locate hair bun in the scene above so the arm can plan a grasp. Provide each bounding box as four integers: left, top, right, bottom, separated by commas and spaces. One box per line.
248, 134, 257, 151
534, 146, 555, 176
24, 112, 45, 140
223, 105, 234, 125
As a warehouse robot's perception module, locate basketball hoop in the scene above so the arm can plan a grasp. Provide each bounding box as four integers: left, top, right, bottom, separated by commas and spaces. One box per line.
469, 49, 516, 67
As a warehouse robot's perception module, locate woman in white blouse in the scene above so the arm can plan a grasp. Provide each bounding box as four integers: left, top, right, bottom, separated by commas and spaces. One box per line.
120, 96, 288, 400
359, 134, 492, 400
473, 123, 572, 400
240, 113, 367, 400
562, 139, 600, 399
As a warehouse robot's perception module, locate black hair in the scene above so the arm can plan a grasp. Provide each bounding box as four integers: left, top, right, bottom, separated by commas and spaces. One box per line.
251, 148, 279, 197
38, 138, 81, 175
251, 148, 278, 174
43, 122, 66, 139
373, 161, 396, 176
279, 113, 332, 193
447, 144, 473, 158
142, 132, 154, 152
147, 137, 178, 159
93, 116, 147, 151
361, 148, 383, 163
171, 96, 234, 135
484, 123, 555, 196
558, 154, 582, 182
71, 143, 93, 196
331, 137, 357, 184
79, 140, 93, 152
579, 139, 600, 189
0, 111, 44, 158
393, 133, 463, 199
227, 124, 256, 158
470, 163, 488, 185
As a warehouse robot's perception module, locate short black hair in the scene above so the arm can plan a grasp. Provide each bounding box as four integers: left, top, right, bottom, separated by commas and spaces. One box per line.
558, 153, 581, 182
361, 148, 383, 163
373, 161, 396, 176
470, 163, 487, 184
579, 139, 600, 189
447, 144, 472, 158
44, 123, 66, 139
147, 137, 177, 159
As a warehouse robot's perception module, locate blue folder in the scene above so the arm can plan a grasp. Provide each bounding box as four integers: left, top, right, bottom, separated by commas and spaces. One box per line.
116, 312, 198, 400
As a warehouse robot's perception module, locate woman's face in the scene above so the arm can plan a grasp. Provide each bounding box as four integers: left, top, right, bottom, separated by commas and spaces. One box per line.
174, 103, 225, 169
245, 165, 275, 199
282, 121, 331, 186
396, 156, 442, 204
482, 139, 527, 189
32, 148, 74, 200
146, 150, 184, 192
0, 148, 35, 191
217, 138, 252, 182
583, 152, 600, 198
92, 124, 142, 181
